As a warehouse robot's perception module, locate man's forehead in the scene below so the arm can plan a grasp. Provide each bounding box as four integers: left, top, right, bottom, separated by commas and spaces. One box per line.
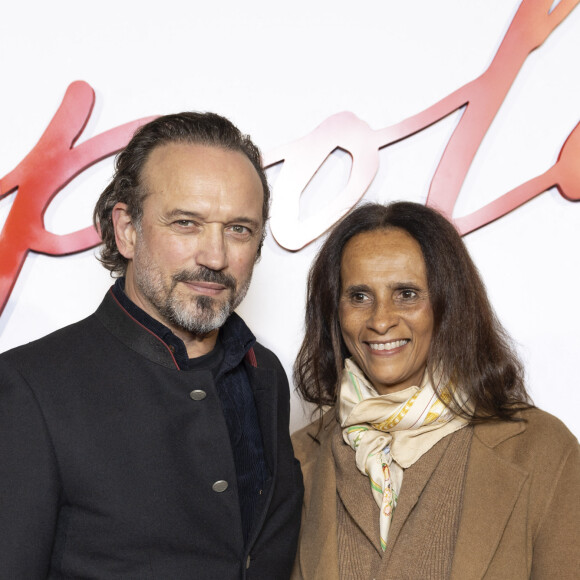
139, 141, 264, 222
142, 142, 260, 193
143, 141, 256, 178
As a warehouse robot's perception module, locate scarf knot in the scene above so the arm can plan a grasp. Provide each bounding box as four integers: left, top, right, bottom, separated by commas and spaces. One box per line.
339, 358, 468, 550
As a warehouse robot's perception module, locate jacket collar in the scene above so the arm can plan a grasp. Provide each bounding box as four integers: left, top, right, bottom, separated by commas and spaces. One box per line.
94, 287, 255, 371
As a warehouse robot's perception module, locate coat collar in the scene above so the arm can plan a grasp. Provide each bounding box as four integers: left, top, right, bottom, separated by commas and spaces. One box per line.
95, 289, 181, 369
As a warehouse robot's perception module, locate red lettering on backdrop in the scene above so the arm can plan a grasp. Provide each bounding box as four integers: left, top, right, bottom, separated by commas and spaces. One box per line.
0, 82, 156, 317
0, 0, 579, 318
265, 0, 580, 249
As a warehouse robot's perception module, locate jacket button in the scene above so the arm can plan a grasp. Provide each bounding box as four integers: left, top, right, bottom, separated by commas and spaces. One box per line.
212, 480, 228, 493
189, 390, 206, 401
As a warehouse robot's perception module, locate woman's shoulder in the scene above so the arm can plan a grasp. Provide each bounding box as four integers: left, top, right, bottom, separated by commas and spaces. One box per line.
475, 407, 577, 444
473, 406, 579, 468
519, 407, 578, 442
291, 408, 338, 465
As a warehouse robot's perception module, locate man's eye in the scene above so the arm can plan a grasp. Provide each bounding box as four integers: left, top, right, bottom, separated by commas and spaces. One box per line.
174, 220, 194, 227
229, 225, 250, 235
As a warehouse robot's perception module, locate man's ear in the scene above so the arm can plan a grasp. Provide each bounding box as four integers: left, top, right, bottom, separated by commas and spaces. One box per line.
112, 203, 137, 260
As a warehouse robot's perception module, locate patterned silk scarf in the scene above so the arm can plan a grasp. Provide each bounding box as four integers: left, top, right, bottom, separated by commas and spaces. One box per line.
339, 358, 468, 551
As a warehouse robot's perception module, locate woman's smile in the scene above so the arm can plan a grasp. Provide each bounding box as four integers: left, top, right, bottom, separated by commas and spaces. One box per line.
367, 339, 410, 352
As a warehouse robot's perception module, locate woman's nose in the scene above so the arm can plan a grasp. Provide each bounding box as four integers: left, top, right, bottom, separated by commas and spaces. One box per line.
366, 300, 399, 334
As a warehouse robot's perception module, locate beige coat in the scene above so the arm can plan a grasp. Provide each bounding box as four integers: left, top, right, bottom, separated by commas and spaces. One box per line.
292, 407, 580, 579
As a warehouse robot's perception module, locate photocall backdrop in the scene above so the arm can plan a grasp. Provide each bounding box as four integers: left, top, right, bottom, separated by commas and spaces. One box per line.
1, 0, 579, 436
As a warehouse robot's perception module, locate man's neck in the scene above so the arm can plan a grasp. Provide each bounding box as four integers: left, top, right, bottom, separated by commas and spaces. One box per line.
180, 329, 219, 359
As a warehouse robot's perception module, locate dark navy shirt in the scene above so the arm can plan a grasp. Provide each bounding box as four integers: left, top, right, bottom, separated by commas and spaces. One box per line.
111, 278, 269, 543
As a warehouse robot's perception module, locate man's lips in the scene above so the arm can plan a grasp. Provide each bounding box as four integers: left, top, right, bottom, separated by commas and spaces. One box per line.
182, 281, 228, 296
367, 339, 410, 352
173, 268, 236, 293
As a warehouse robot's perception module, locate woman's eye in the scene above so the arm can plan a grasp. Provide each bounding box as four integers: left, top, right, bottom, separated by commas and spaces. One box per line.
400, 289, 418, 299
351, 292, 368, 303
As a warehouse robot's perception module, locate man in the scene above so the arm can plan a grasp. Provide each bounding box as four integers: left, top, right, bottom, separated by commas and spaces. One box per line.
0, 113, 303, 578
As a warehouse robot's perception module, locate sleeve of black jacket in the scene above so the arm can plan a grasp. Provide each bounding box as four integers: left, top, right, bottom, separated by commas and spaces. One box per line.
0, 357, 60, 578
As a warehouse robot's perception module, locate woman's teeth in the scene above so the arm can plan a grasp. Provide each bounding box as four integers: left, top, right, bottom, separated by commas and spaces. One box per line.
369, 339, 409, 351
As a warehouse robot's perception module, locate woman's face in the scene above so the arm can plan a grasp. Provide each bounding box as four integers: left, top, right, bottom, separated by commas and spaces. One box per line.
338, 228, 434, 395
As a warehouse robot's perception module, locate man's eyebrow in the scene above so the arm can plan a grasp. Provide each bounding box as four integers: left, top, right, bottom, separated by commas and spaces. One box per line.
165, 209, 203, 220
227, 216, 262, 228
166, 209, 261, 228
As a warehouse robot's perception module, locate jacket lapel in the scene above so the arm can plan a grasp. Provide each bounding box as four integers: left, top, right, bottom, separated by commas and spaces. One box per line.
451, 420, 528, 579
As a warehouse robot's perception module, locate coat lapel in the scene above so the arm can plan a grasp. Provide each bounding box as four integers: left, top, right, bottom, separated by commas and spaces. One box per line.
383, 432, 453, 557
295, 418, 340, 579
451, 420, 528, 579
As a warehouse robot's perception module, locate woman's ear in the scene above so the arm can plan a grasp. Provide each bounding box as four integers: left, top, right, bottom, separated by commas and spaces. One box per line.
112, 203, 137, 260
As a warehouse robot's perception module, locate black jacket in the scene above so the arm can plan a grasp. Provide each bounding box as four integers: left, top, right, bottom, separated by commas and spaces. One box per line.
0, 289, 303, 579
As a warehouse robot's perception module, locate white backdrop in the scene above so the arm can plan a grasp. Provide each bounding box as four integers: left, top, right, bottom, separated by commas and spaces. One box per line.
1, 0, 579, 436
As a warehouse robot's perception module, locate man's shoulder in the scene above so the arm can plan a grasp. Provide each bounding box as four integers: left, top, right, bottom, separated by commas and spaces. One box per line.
0, 311, 100, 367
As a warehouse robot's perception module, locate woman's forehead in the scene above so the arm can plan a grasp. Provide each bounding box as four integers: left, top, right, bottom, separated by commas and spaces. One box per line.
341, 229, 426, 278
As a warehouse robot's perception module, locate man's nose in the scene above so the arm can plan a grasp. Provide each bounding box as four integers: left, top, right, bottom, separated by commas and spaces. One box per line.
195, 227, 228, 271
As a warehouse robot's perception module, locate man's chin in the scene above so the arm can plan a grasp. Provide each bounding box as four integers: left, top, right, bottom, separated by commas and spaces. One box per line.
168, 302, 232, 335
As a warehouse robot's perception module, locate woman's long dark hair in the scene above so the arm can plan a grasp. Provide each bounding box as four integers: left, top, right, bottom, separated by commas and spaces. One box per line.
294, 201, 531, 422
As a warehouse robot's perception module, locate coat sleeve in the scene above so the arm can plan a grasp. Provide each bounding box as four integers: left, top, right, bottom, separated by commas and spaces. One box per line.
0, 358, 60, 578
530, 436, 580, 579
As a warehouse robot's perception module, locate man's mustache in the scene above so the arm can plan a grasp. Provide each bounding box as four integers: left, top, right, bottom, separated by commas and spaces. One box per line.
173, 268, 236, 291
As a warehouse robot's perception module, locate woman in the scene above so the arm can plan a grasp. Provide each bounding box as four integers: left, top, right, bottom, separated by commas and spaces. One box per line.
292, 202, 579, 579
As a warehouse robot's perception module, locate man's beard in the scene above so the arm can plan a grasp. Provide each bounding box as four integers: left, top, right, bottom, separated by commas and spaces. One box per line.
134, 253, 252, 335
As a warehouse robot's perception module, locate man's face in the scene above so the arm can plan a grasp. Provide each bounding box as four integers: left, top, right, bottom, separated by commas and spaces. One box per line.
117, 142, 264, 340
